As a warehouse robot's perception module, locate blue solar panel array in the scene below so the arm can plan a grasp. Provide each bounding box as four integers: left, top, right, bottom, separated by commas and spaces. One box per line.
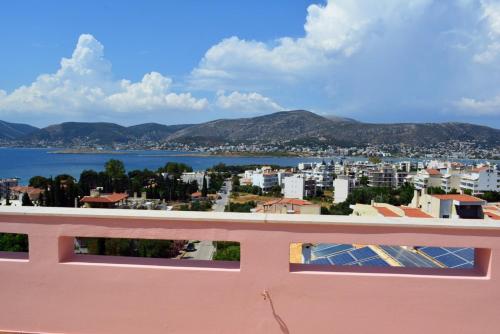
309, 244, 475, 269
417, 247, 474, 269
380, 246, 439, 268
310, 244, 388, 267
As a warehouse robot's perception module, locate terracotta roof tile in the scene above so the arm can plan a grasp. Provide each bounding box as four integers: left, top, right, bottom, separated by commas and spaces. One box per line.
401, 207, 432, 218
80, 193, 128, 204
375, 206, 401, 217
432, 194, 485, 203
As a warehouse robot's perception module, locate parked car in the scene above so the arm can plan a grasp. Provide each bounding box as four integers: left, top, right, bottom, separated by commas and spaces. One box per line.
186, 242, 196, 252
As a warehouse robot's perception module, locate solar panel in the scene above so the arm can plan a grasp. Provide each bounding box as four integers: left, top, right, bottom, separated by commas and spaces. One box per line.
453, 248, 474, 262
360, 258, 390, 267
382, 246, 439, 268
435, 253, 467, 268
312, 244, 353, 258
314, 243, 339, 251
418, 247, 475, 268
328, 252, 356, 265
418, 247, 448, 257
350, 247, 377, 261
310, 258, 330, 265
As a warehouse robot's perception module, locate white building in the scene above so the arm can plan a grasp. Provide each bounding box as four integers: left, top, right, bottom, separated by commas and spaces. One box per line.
252, 172, 279, 192
181, 172, 210, 190
412, 169, 442, 190
333, 175, 357, 203
283, 175, 315, 200
460, 166, 499, 194
301, 164, 334, 189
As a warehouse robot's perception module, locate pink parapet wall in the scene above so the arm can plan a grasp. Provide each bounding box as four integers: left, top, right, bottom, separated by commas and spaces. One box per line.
0, 207, 499, 334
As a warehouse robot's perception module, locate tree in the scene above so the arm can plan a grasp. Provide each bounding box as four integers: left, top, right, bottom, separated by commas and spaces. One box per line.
29, 176, 50, 188
104, 159, 127, 192
0, 233, 28, 252
78, 170, 99, 196
5, 188, 10, 206
201, 176, 208, 197
21, 193, 33, 206
359, 176, 369, 186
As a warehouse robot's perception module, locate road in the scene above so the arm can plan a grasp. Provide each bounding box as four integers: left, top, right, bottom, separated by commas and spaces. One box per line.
182, 240, 216, 261
212, 179, 232, 212
182, 180, 232, 260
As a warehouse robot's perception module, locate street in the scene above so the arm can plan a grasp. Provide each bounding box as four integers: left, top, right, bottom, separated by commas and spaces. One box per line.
212, 179, 232, 212
182, 240, 215, 261
183, 179, 232, 260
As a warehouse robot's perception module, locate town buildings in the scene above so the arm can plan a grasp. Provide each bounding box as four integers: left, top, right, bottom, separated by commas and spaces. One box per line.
181, 172, 210, 190
0, 178, 19, 198
333, 175, 357, 203
283, 174, 315, 200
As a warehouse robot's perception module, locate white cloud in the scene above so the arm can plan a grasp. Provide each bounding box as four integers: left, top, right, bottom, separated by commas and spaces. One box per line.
190, 0, 432, 90
105, 72, 207, 112
474, 0, 500, 63
455, 95, 500, 115
0, 34, 208, 117
215, 91, 283, 113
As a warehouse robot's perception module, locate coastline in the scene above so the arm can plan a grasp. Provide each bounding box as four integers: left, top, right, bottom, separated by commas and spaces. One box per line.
48, 149, 312, 158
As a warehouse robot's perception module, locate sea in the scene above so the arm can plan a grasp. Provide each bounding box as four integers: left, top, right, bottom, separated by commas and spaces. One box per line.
0, 147, 497, 185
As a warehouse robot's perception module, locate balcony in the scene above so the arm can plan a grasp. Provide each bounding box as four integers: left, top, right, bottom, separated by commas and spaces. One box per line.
0, 206, 499, 334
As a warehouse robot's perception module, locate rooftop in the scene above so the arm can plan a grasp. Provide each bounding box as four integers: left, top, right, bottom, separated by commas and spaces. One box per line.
80, 192, 128, 204
401, 207, 433, 218
431, 194, 485, 203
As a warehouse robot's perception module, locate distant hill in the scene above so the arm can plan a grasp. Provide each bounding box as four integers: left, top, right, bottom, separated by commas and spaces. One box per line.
127, 123, 192, 141
166, 110, 500, 147
0, 120, 38, 140
8, 110, 500, 147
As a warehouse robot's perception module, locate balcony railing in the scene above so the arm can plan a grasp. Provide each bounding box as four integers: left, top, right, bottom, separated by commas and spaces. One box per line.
0, 206, 499, 334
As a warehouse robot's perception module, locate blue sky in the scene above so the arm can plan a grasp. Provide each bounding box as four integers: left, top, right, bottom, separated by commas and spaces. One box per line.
0, 0, 499, 128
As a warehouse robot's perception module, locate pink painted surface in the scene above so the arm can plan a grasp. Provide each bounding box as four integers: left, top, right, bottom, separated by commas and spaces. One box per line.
0, 209, 499, 334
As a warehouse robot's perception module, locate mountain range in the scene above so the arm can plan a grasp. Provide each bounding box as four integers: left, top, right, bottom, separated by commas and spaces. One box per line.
1, 110, 499, 147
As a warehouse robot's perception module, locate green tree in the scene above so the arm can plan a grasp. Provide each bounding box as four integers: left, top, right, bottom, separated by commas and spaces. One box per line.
0, 233, 28, 252
21, 193, 33, 206
201, 175, 208, 197
78, 170, 99, 196
29, 176, 50, 188
359, 176, 369, 186
213, 242, 240, 261
105, 159, 127, 192
225, 201, 257, 213
5, 188, 10, 206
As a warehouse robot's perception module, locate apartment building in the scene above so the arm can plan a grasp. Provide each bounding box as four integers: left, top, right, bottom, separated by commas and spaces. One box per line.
460, 166, 499, 194
251, 172, 279, 192
412, 168, 442, 190
333, 175, 357, 203
283, 174, 316, 200
0, 178, 19, 197
410, 190, 486, 219
300, 163, 334, 189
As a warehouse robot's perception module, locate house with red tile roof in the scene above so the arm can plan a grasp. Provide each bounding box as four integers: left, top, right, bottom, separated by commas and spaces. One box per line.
410, 191, 486, 219
80, 191, 128, 208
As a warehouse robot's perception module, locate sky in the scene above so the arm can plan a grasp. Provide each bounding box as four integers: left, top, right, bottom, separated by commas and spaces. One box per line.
0, 0, 500, 128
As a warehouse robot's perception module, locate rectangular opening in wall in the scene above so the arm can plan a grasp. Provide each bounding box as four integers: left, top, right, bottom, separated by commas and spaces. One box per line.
0, 233, 29, 260
290, 243, 489, 276
68, 237, 240, 269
